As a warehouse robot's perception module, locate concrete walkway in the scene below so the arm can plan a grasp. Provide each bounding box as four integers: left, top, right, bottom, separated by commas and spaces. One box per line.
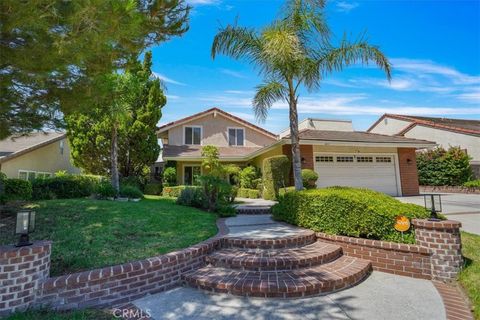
132, 214, 447, 320
397, 193, 480, 235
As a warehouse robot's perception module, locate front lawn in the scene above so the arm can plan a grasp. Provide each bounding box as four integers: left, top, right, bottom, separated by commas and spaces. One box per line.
459, 231, 480, 319
0, 196, 217, 276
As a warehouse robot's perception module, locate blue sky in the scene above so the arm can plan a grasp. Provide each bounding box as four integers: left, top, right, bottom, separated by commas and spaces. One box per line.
149, 0, 480, 133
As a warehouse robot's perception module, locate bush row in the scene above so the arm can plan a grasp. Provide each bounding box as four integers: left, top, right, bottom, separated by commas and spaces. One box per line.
162, 185, 200, 197
262, 155, 291, 200
272, 187, 430, 244
237, 188, 260, 199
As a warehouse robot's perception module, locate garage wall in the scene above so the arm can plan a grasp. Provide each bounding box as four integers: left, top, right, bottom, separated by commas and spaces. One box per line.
397, 148, 420, 196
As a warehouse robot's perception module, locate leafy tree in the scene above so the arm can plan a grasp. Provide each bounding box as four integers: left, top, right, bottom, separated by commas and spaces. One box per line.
66, 53, 165, 191
417, 146, 473, 186
0, 0, 188, 139
211, 0, 391, 190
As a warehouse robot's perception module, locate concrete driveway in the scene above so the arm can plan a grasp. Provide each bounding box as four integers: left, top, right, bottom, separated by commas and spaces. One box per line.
396, 193, 480, 235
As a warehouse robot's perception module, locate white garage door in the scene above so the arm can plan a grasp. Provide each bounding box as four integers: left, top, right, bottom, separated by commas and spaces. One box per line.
314, 154, 400, 196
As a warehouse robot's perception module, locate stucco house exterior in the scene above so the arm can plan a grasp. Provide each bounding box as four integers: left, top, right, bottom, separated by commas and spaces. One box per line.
158, 108, 436, 196
0, 132, 80, 180
367, 114, 480, 177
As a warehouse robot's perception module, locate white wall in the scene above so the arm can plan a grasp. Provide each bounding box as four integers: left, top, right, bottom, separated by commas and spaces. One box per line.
404, 125, 480, 163
369, 117, 412, 135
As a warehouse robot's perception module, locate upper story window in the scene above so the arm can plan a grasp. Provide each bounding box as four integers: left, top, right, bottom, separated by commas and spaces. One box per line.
184, 126, 202, 145
228, 128, 245, 146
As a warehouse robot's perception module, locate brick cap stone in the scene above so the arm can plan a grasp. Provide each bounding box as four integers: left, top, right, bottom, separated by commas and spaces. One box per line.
0, 240, 51, 255
412, 219, 462, 229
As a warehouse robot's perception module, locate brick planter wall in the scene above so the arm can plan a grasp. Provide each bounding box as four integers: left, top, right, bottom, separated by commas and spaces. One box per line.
412, 219, 463, 282
420, 185, 480, 194
316, 233, 432, 279
0, 241, 51, 317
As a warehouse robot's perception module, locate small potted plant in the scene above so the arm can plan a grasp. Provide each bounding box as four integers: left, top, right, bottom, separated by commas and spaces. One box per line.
301, 169, 319, 189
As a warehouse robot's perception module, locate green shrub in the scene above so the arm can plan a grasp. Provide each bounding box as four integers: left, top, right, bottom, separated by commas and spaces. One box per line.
162, 185, 200, 197
4, 179, 32, 201
32, 174, 100, 200
162, 167, 177, 187
239, 166, 261, 189
417, 146, 473, 186
262, 155, 291, 200
301, 169, 318, 189
95, 180, 117, 198
237, 188, 260, 198
144, 182, 162, 195
176, 187, 205, 207
272, 187, 430, 243
464, 179, 480, 188
278, 186, 296, 196
119, 185, 143, 199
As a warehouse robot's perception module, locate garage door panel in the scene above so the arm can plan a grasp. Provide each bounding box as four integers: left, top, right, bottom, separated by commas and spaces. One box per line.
314, 153, 399, 196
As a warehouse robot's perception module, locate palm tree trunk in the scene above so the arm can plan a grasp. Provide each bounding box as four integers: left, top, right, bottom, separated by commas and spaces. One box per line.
288, 96, 303, 191
111, 124, 120, 194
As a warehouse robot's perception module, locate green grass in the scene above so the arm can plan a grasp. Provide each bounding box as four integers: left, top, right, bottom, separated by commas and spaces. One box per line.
459, 231, 480, 319
5, 309, 113, 320
0, 196, 217, 276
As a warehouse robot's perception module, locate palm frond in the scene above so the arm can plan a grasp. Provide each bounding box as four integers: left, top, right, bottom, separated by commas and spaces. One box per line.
298, 57, 321, 91
282, 0, 330, 38
317, 33, 392, 80
211, 24, 261, 61
253, 81, 287, 122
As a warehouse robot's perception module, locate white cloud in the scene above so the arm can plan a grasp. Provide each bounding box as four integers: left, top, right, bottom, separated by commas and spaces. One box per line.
166, 95, 180, 100
220, 68, 247, 79
455, 87, 480, 103
336, 1, 359, 12
152, 72, 186, 86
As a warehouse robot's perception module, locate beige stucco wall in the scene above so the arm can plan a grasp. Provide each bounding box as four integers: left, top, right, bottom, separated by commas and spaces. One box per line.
369, 117, 412, 135
167, 113, 276, 147
0, 138, 80, 179
250, 146, 283, 171
280, 119, 353, 137
404, 125, 480, 163
312, 145, 398, 154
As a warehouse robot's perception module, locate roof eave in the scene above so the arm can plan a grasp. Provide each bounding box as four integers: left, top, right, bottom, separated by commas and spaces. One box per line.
292, 138, 437, 149
0, 134, 66, 164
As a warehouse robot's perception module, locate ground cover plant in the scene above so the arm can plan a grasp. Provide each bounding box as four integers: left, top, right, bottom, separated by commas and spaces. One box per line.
459, 232, 480, 319
0, 196, 217, 276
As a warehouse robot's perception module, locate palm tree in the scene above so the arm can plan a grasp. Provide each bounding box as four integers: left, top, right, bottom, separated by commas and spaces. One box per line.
211, 0, 391, 190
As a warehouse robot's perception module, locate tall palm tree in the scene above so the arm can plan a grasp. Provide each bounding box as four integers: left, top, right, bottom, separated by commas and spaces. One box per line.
212, 0, 391, 190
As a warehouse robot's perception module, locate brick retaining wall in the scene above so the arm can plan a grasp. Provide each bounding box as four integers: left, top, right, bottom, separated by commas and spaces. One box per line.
0, 241, 51, 317
316, 233, 432, 279
420, 185, 480, 194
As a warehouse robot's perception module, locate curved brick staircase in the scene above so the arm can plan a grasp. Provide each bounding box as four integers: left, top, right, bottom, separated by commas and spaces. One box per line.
182, 230, 372, 298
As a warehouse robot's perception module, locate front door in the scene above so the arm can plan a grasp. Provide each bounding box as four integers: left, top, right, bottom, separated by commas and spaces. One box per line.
184, 166, 201, 185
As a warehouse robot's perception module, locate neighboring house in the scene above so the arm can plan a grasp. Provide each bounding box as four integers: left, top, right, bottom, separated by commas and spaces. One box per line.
158, 108, 436, 196
0, 132, 80, 180
279, 118, 353, 137
367, 114, 480, 178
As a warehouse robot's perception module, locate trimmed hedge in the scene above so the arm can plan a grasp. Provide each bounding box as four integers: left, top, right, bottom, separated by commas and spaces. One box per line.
4, 179, 32, 201
162, 185, 200, 197
32, 174, 100, 200
263, 155, 291, 200
464, 179, 480, 188
278, 186, 296, 196
119, 185, 143, 199
144, 182, 162, 195
272, 187, 430, 244
301, 169, 318, 189
237, 188, 260, 199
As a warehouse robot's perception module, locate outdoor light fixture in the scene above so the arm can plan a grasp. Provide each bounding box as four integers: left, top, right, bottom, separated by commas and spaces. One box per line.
423, 194, 442, 221
15, 211, 35, 247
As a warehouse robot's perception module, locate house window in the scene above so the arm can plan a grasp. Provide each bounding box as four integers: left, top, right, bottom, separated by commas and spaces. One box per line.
315, 156, 333, 162
184, 166, 201, 185
184, 126, 202, 145
18, 170, 36, 181
37, 172, 52, 179
376, 156, 392, 163
228, 128, 245, 146
336, 156, 354, 162
357, 156, 373, 163
59, 140, 64, 155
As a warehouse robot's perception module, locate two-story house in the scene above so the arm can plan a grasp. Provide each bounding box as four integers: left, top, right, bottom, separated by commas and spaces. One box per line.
367, 114, 480, 178
157, 108, 436, 196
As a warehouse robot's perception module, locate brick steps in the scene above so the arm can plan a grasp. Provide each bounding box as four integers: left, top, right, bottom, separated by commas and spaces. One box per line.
235, 207, 272, 215
220, 230, 316, 249
206, 241, 343, 271
182, 255, 372, 298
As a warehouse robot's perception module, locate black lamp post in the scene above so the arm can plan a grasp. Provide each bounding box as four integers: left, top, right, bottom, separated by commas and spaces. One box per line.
423, 194, 442, 221
15, 211, 35, 247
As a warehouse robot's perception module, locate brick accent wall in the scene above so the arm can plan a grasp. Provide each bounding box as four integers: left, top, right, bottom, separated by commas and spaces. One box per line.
316, 233, 432, 279
0, 241, 51, 317
397, 147, 420, 196
413, 219, 463, 282
282, 144, 314, 185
